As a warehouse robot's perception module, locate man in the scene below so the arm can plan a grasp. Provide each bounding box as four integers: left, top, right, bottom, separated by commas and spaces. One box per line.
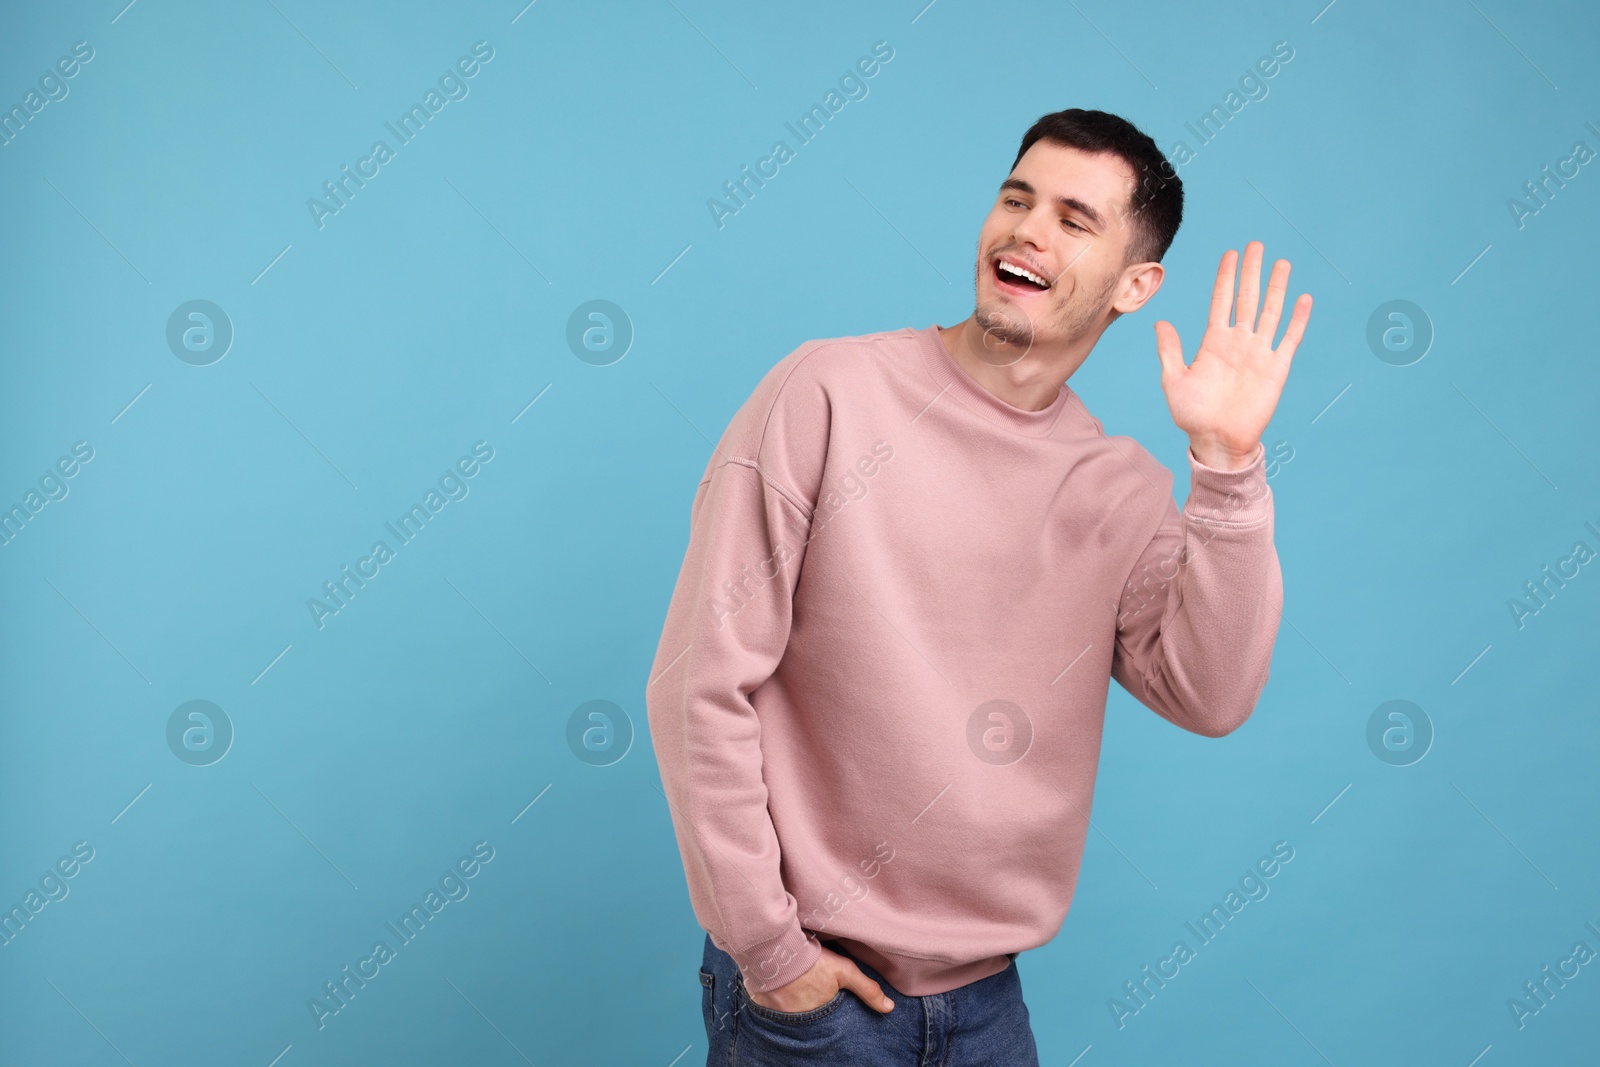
647, 107, 1312, 1065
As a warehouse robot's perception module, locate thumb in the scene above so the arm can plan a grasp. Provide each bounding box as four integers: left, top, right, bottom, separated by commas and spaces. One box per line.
1153, 321, 1185, 379
842, 964, 894, 1013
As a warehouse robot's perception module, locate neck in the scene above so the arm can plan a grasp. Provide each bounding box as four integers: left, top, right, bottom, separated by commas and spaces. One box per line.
936, 317, 1096, 412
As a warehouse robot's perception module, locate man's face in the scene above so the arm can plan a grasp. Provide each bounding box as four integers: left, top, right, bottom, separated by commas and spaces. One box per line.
972, 140, 1142, 353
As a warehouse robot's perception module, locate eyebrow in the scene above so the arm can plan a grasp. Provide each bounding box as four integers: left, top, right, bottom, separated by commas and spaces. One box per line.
998, 178, 1106, 230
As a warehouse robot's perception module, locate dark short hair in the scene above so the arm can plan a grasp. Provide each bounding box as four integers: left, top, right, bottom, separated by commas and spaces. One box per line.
1010, 109, 1183, 265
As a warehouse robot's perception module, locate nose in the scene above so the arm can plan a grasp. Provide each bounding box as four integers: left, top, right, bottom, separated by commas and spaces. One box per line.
1010, 204, 1048, 252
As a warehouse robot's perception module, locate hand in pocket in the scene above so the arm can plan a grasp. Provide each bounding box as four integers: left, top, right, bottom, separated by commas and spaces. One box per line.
745, 944, 895, 1015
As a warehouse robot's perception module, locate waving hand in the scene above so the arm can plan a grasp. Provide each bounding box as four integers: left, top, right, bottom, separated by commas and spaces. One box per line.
1153, 241, 1313, 470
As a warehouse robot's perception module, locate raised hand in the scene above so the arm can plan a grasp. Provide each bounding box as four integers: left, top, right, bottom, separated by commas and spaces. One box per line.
1152, 241, 1312, 470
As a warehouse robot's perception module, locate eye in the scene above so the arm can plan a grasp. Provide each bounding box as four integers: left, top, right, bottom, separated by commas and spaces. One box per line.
1003, 197, 1026, 209
1062, 218, 1085, 233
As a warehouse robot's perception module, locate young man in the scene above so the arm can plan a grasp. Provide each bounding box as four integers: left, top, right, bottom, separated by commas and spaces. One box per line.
647, 108, 1312, 1065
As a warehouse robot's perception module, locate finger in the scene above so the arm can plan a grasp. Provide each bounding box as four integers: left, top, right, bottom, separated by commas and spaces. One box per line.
845, 967, 894, 1013
1235, 240, 1264, 329
1207, 249, 1238, 330
1275, 294, 1313, 358
1153, 321, 1185, 377
1257, 259, 1291, 340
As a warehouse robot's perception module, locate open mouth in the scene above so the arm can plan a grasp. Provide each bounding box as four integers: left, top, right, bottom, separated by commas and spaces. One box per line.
993, 257, 1051, 295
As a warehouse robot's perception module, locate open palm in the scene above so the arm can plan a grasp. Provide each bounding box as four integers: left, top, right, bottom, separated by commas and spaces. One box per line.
1154, 241, 1313, 469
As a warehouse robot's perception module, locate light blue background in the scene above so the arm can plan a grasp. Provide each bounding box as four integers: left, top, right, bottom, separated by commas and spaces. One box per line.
2, 1, 1597, 1064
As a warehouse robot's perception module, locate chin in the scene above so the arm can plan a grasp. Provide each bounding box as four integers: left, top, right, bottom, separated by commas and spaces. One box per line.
973, 300, 1035, 350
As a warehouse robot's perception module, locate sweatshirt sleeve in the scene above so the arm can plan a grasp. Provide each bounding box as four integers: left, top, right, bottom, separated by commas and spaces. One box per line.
645, 373, 831, 994
1109, 441, 1284, 737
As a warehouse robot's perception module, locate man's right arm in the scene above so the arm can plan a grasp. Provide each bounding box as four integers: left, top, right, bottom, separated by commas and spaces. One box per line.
645, 450, 823, 994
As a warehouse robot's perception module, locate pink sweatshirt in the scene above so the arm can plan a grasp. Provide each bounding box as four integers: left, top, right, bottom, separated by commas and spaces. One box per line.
646, 324, 1282, 997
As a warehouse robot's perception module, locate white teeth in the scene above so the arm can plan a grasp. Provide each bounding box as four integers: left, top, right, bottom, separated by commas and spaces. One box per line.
997, 260, 1048, 288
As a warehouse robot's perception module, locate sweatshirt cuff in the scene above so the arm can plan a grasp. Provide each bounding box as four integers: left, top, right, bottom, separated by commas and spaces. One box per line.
737, 921, 824, 994
1184, 441, 1271, 526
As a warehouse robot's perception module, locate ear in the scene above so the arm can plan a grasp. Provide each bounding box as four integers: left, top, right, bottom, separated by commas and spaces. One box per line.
1110, 261, 1164, 315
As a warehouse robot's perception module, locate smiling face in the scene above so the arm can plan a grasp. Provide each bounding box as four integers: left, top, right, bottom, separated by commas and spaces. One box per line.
973, 140, 1150, 354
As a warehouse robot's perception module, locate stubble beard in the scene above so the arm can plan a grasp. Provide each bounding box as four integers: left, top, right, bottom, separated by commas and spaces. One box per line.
971, 263, 1117, 363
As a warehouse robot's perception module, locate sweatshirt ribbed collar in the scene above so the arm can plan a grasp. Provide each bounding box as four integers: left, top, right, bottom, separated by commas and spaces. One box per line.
912, 324, 1072, 438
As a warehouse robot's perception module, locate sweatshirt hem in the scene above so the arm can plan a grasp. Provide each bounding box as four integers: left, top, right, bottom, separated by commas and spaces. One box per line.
830, 937, 1014, 997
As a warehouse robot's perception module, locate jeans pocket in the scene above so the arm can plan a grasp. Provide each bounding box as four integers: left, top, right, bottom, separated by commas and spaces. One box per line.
699, 967, 716, 1029
737, 978, 849, 1026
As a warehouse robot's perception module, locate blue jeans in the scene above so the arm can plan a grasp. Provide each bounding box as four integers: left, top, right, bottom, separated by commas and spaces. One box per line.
698, 932, 1040, 1066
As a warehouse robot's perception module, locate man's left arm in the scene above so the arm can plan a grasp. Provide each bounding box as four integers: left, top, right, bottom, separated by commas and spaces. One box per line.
1110, 239, 1311, 735
1110, 442, 1283, 737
